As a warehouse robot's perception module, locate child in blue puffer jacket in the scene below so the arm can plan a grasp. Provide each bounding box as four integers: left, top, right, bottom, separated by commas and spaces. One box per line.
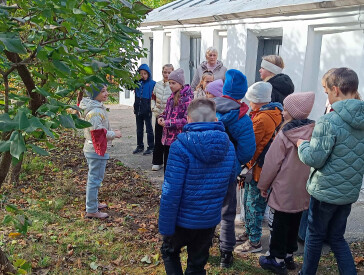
213, 69, 256, 267
159, 98, 237, 275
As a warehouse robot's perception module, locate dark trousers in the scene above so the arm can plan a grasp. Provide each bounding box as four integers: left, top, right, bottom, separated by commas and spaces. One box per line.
152, 117, 164, 165
302, 197, 356, 275
161, 226, 216, 275
268, 209, 302, 259
163, 145, 170, 173
135, 113, 154, 149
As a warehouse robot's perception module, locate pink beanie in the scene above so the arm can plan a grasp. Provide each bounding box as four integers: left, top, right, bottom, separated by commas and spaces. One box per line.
206, 79, 223, 97
283, 92, 315, 119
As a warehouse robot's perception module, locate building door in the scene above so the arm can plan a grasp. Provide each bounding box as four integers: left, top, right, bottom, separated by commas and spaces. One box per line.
255, 38, 282, 82
189, 37, 201, 83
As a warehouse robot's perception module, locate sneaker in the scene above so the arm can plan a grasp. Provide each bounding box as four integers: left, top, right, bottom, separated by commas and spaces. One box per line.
284, 255, 296, 270
220, 250, 233, 268
259, 256, 288, 275
85, 211, 109, 219
133, 147, 144, 154
98, 203, 108, 210
143, 148, 153, 155
235, 240, 262, 253
152, 164, 163, 171
236, 232, 249, 243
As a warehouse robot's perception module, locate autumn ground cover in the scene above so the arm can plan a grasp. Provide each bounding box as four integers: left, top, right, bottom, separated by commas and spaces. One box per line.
0, 130, 363, 274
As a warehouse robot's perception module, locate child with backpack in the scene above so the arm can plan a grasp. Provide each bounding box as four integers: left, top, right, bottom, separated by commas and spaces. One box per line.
236, 81, 283, 253
213, 69, 256, 268
158, 68, 194, 172
159, 98, 237, 274
257, 92, 316, 275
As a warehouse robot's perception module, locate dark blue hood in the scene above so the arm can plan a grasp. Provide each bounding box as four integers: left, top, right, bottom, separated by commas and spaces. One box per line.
178, 122, 231, 163
138, 63, 152, 80
135, 64, 156, 100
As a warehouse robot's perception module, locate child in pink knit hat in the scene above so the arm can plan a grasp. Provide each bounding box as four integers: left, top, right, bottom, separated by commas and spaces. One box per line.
257, 92, 315, 274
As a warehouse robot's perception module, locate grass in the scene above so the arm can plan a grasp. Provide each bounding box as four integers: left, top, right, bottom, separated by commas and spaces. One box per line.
0, 130, 363, 274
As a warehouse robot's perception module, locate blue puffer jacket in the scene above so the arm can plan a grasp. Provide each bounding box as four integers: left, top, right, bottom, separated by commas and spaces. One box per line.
298, 99, 364, 205
214, 97, 256, 173
158, 122, 237, 236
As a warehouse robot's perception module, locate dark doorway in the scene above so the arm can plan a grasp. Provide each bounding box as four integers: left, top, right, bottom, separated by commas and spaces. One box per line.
255, 37, 282, 82
189, 37, 201, 83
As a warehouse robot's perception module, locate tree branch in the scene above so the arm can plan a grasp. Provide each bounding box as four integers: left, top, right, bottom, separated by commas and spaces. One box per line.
40, 36, 69, 46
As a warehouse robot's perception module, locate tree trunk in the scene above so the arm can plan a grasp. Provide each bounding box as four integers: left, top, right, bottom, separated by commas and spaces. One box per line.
4, 50, 45, 115
7, 158, 23, 186
0, 152, 12, 188
0, 247, 16, 275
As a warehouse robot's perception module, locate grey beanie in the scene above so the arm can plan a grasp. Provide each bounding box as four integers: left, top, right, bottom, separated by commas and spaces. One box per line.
87, 84, 106, 100
168, 68, 185, 86
245, 82, 272, 103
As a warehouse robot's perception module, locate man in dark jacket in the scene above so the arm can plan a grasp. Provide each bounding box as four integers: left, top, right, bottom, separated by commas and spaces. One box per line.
133, 64, 156, 155
159, 98, 236, 275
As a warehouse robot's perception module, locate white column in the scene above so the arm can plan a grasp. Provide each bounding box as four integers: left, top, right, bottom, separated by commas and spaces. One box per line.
225, 24, 247, 73
152, 31, 164, 81
280, 22, 309, 93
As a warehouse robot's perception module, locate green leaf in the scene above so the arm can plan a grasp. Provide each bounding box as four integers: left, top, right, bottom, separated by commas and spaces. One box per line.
73, 8, 86, 15
0, 37, 27, 54
0, 113, 17, 131
87, 47, 106, 53
26, 117, 55, 138
35, 87, 51, 97
116, 23, 141, 34
0, 141, 10, 152
73, 117, 92, 129
133, 2, 151, 15
59, 114, 75, 128
55, 87, 72, 97
5, 204, 19, 214
28, 144, 49, 156
53, 60, 71, 74
9, 131, 26, 159
80, 3, 95, 15
2, 215, 13, 225
13, 110, 30, 130
141, 255, 151, 264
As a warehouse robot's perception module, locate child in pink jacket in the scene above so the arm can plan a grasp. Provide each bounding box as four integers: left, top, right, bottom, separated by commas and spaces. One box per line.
257, 92, 315, 275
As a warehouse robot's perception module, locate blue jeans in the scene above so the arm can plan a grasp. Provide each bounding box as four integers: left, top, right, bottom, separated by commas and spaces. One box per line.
84, 152, 109, 213
298, 209, 308, 241
302, 196, 356, 275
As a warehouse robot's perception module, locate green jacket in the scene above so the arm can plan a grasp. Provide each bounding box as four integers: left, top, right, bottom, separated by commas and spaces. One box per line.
298, 99, 364, 205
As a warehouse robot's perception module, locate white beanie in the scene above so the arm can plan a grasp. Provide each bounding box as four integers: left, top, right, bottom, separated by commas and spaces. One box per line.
245, 82, 272, 103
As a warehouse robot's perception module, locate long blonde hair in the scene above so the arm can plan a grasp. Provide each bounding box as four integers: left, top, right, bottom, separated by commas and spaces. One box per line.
196, 71, 214, 91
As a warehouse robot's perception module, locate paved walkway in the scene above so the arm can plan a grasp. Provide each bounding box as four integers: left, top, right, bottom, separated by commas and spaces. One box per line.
106, 104, 364, 255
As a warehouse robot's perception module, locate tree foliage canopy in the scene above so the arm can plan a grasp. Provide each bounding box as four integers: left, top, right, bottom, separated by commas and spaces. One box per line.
141, 0, 174, 8
0, 0, 149, 184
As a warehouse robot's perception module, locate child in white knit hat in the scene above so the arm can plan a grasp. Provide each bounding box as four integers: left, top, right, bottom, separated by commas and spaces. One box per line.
257, 92, 315, 274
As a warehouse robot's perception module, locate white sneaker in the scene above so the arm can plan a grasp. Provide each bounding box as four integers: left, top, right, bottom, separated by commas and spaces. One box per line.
152, 164, 163, 171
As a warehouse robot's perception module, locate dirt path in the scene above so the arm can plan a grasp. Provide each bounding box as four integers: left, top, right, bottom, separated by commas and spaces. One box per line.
106, 104, 364, 256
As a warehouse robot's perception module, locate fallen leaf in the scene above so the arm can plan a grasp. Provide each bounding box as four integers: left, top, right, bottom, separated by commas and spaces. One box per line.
111, 256, 123, 266
141, 255, 151, 264
354, 256, 364, 265
9, 232, 21, 238
89, 262, 99, 270
138, 228, 148, 233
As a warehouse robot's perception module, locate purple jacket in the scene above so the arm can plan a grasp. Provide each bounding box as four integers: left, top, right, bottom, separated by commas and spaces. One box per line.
160, 85, 193, 146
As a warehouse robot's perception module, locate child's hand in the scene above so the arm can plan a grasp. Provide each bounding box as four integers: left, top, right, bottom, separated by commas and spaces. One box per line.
114, 130, 122, 138
260, 190, 268, 198
158, 117, 165, 127
297, 139, 307, 147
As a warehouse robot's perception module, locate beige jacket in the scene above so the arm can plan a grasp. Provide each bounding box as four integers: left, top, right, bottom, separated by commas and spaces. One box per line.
258, 120, 315, 213
152, 80, 172, 117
